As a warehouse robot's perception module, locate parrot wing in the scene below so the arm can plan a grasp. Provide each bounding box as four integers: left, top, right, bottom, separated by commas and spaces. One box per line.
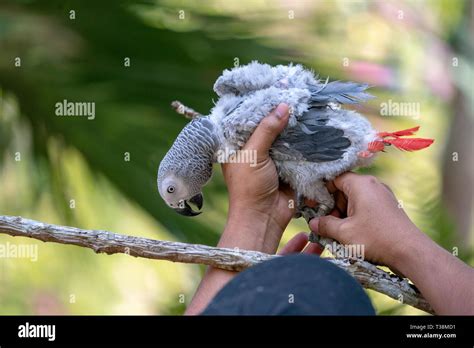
271, 108, 351, 163
309, 80, 374, 106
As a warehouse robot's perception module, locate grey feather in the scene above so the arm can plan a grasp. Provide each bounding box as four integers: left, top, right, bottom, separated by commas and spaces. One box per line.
275, 110, 351, 163
309, 81, 374, 106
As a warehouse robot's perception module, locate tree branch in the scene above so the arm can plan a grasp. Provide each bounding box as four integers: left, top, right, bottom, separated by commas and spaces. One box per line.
0, 215, 433, 314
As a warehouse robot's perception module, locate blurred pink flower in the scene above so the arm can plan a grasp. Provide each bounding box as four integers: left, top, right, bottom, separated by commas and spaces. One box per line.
347, 61, 395, 88
423, 39, 455, 101
32, 291, 67, 315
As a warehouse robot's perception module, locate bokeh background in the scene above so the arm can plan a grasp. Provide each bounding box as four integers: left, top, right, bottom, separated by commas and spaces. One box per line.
0, 0, 472, 315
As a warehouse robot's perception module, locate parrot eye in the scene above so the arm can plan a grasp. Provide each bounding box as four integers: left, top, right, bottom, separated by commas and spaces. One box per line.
167, 185, 175, 194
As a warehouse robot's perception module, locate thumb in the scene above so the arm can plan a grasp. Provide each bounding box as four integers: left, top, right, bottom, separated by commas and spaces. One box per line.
244, 103, 289, 160
309, 215, 345, 241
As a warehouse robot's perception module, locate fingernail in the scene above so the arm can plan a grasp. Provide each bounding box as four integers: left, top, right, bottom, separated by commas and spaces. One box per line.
275, 103, 289, 119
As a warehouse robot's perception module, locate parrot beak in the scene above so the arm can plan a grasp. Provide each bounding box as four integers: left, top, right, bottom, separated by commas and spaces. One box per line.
174, 193, 203, 216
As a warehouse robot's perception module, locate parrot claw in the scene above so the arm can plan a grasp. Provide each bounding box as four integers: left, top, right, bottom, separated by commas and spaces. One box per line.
301, 206, 317, 223
308, 231, 320, 244
300, 203, 331, 223
315, 203, 331, 216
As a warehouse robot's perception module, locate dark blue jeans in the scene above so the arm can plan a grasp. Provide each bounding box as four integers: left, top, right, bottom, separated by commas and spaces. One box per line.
203, 254, 375, 315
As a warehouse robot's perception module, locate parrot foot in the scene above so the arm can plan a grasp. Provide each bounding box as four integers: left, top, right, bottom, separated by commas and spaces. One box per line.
315, 203, 331, 217
302, 205, 332, 244
295, 193, 332, 221
308, 231, 320, 244
297, 201, 332, 244
300, 203, 331, 223
301, 206, 317, 223
296, 194, 318, 221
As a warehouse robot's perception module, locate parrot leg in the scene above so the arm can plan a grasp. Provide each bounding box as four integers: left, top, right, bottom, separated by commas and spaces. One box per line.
312, 180, 335, 217
296, 181, 335, 243
295, 194, 324, 243
294, 193, 312, 221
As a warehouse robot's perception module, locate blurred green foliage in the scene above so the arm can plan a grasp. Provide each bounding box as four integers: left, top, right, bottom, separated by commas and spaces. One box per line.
0, 0, 472, 315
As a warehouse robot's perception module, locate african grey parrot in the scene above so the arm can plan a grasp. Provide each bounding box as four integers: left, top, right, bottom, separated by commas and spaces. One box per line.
157, 61, 433, 226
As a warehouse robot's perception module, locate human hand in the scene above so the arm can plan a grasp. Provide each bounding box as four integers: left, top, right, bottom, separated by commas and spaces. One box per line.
221, 103, 294, 253
309, 173, 423, 268
279, 232, 324, 255
307, 172, 474, 315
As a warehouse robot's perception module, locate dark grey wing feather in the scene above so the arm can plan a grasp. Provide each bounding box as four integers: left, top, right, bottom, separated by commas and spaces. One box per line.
309, 80, 374, 106
271, 109, 351, 163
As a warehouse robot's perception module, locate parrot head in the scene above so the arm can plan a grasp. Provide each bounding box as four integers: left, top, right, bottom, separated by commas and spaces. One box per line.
157, 117, 217, 216
157, 172, 204, 216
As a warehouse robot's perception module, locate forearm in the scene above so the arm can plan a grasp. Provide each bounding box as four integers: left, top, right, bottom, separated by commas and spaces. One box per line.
184, 209, 285, 315
394, 231, 474, 315
184, 266, 235, 315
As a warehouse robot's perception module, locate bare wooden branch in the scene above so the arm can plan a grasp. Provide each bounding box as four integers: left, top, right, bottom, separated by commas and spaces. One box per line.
171, 100, 202, 119
0, 215, 433, 314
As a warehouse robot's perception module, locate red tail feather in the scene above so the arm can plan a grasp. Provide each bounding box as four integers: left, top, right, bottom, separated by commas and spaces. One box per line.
367, 140, 385, 152
384, 138, 434, 151
367, 126, 434, 154
377, 126, 420, 138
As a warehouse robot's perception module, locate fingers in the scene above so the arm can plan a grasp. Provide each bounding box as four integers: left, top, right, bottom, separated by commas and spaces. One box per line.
309, 215, 346, 241
333, 172, 390, 199
278, 232, 308, 255
330, 207, 342, 218
331, 191, 347, 218
278, 232, 324, 255
326, 180, 338, 194
243, 104, 289, 161
381, 183, 395, 196
302, 242, 324, 255
332, 172, 360, 197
